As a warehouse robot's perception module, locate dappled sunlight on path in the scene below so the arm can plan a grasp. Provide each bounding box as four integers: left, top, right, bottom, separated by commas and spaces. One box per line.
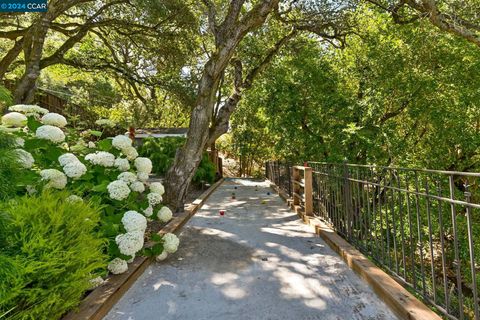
104, 178, 398, 320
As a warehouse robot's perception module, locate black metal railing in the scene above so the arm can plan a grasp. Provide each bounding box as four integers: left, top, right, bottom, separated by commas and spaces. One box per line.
265, 160, 480, 320
265, 161, 293, 197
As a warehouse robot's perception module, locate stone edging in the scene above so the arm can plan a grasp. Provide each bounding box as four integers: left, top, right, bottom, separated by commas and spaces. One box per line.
62, 178, 224, 320
269, 181, 442, 320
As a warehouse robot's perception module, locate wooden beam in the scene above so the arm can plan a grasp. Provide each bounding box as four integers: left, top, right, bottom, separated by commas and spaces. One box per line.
303, 167, 313, 216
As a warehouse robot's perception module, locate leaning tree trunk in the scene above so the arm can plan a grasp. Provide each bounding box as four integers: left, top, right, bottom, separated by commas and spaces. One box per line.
163, 59, 221, 210
164, 0, 280, 211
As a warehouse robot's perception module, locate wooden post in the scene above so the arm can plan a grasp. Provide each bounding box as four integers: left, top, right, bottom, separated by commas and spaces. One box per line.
292, 167, 300, 206
217, 157, 223, 178
304, 167, 313, 216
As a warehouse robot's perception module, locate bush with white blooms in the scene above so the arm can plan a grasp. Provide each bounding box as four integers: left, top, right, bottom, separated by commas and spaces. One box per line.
1, 104, 177, 275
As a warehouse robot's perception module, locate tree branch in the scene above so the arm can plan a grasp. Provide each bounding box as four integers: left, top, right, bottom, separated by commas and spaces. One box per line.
207, 29, 297, 145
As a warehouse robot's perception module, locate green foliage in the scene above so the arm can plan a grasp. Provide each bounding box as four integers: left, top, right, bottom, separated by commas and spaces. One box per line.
0, 85, 12, 112
138, 137, 185, 176
0, 192, 107, 320
192, 154, 216, 185
226, 7, 480, 174
0, 132, 25, 200
138, 137, 216, 184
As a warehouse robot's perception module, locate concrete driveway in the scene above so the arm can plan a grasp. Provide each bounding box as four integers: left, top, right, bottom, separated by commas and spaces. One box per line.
104, 179, 398, 320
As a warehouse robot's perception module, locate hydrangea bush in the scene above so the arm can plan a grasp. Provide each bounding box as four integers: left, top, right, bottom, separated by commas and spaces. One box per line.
0, 104, 179, 275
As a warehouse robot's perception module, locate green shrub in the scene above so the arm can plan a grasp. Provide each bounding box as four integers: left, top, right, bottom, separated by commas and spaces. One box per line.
0, 192, 107, 320
0, 132, 24, 200
138, 137, 217, 184
138, 137, 185, 176
192, 153, 216, 185
0, 85, 12, 112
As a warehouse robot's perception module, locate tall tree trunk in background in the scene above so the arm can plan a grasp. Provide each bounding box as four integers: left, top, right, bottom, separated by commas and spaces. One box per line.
14, 18, 50, 103
13, 3, 63, 104
12, 0, 93, 103
164, 0, 280, 211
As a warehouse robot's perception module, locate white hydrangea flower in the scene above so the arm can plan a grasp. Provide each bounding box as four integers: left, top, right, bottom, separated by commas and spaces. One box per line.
0, 126, 21, 133
15, 149, 34, 169
134, 157, 152, 174
88, 141, 96, 148
122, 210, 147, 233
58, 153, 78, 166
107, 180, 131, 201
40, 169, 67, 189
112, 135, 132, 151
14, 138, 25, 147
26, 185, 37, 195
130, 181, 145, 193
89, 276, 105, 289
2, 112, 27, 127
40, 112, 67, 127
36, 125, 65, 143
63, 161, 87, 179
147, 192, 162, 206
155, 251, 168, 262
66, 195, 83, 203
149, 182, 165, 196
122, 146, 138, 160
118, 172, 137, 184
107, 258, 128, 275
95, 119, 116, 127
85, 151, 115, 167
137, 172, 149, 182
115, 231, 144, 256
157, 206, 173, 223
143, 206, 153, 217
80, 130, 91, 138
114, 158, 130, 171
9, 104, 49, 115
163, 233, 180, 253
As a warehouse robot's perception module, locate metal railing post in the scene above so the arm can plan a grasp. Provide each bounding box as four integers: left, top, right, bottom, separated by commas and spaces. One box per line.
343, 162, 353, 240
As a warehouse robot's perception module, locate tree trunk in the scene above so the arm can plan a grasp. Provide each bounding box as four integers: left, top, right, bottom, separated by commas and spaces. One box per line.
0, 39, 24, 80
206, 30, 296, 146
12, 0, 88, 103
163, 58, 221, 210
164, 0, 280, 211
14, 14, 51, 103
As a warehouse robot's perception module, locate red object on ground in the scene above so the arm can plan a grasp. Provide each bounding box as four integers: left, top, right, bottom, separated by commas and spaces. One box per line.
219, 210, 225, 216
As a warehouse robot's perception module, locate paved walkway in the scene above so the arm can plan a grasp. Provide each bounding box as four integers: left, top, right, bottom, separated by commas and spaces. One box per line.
105, 179, 398, 320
